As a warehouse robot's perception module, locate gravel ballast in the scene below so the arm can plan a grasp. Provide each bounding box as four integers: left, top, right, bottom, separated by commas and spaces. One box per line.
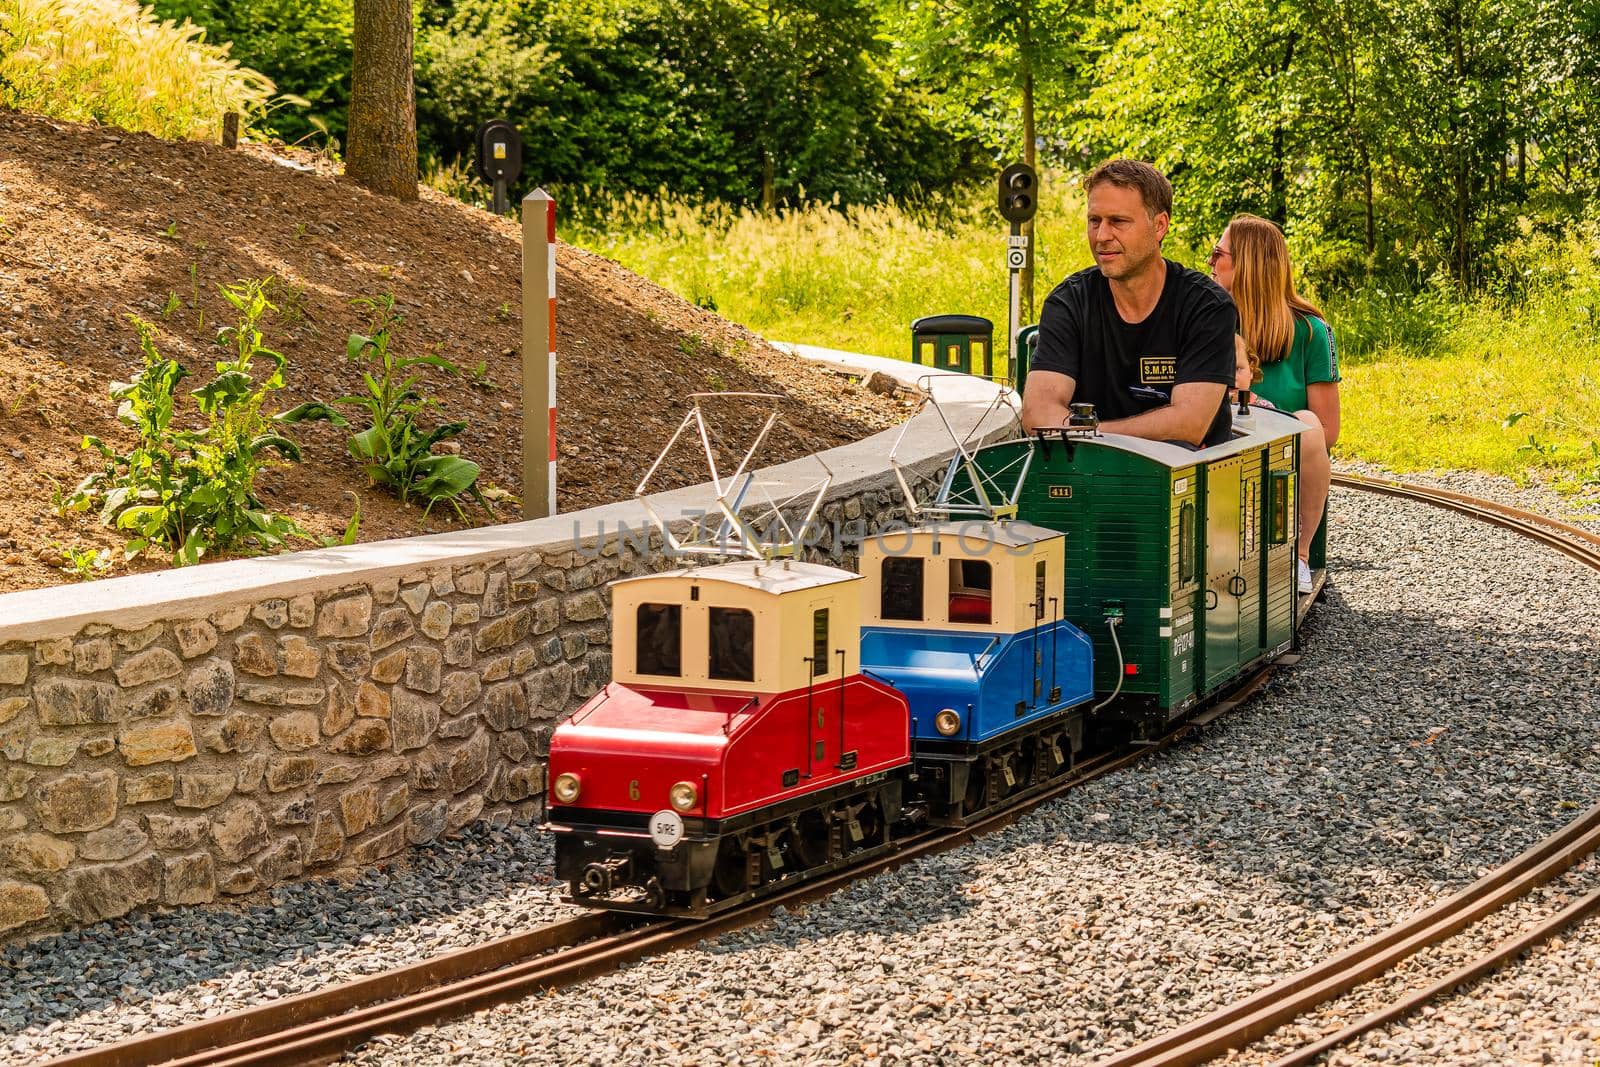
0, 825, 569, 1063
1, 470, 1596, 1066
343, 477, 1600, 1066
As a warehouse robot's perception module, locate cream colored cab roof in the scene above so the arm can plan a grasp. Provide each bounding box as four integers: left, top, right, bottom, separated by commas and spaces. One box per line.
611, 558, 863, 693
867, 519, 1064, 552
610, 558, 859, 597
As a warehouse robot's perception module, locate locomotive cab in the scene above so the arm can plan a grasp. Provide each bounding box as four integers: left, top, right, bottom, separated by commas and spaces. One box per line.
858, 521, 1095, 822
545, 559, 911, 914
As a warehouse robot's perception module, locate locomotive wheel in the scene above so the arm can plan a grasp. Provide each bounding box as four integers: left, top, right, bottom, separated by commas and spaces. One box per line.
711, 836, 750, 899
789, 807, 832, 870
850, 796, 885, 852
961, 764, 988, 818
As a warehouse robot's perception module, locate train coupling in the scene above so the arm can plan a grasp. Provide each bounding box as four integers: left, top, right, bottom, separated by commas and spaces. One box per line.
579, 853, 634, 897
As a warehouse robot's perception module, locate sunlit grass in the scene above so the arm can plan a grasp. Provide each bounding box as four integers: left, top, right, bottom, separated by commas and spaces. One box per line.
0, 0, 275, 140
566, 183, 1600, 490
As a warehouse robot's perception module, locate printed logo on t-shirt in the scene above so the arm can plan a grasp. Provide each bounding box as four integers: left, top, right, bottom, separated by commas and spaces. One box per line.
1139, 356, 1177, 385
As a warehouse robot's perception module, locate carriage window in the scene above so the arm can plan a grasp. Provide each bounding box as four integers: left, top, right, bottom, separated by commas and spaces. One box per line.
812, 608, 829, 677
1179, 501, 1196, 585
1269, 471, 1292, 545
1242, 480, 1259, 557
708, 607, 755, 682
881, 556, 924, 620
948, 559, 992, 624
1034, 559, 1047, 621
635, 603, 681, 677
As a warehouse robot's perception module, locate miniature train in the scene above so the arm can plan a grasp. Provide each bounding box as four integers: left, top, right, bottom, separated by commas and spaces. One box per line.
543, 390, 1316, 916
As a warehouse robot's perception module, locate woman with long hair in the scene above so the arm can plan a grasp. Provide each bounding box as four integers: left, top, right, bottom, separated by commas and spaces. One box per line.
1208, 214, 1340, 593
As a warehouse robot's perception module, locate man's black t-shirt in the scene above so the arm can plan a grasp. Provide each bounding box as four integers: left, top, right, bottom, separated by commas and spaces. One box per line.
1033, 259, 1237, 447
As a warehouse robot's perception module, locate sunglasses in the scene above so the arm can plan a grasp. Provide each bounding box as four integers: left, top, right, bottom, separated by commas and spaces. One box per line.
1207, 246, 1232, 263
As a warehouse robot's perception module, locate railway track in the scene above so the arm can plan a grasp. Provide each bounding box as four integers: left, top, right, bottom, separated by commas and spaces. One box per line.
44, 668, 1274, 1067
44, 474, 1596, 1067
1103, 472, 1600, 1067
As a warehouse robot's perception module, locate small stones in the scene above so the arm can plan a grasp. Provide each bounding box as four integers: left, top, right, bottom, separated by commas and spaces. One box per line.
0, 880, 50, 932
72, 638, 113, 674
391, 692, 441, 752
184, 659, 235, 717
370, 608, 414, 651
308, 812, 344, 864
0, 653, 30, 686
173, 619, 219, 659
279, 636, 322, 678
404, 647, 442, 693
147, 814, 208, 850
233, 633, 278, 677
357, 683, 391, 719
60, 854, 161, 923
269, 711, 320, 752
124, 772, 175, 805
174, 772, 235, 810
288, 595, 316, 628
115, 648, 181, 688
34, 771, 118, 833
251, 599, 289, 629
79, 819, 148, 863
3, 833, 77, 875
210, 801, 270, 863
420, 601, 453, 640
370, 650, 406, 684
35, 679, 118, 726
163, 853, 216, 905
331, 719, 392, 756
399, 583, 430, 614
114, 624, 164, 653
117, 718, 197, 766
266, 757, 316, 793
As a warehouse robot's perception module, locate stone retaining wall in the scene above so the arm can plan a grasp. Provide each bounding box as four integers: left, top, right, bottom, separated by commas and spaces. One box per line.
0, 381, 1013, 941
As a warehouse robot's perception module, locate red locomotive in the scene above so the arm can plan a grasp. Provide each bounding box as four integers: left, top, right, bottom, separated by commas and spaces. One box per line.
544, 558, 912, 913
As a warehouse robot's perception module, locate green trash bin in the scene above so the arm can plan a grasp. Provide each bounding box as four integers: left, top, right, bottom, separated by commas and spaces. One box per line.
911, 315, 995, 379
1013, 324, 1038, 394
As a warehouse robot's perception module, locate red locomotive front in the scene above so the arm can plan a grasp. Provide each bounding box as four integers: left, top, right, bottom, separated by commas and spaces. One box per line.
545, 560, 911, 915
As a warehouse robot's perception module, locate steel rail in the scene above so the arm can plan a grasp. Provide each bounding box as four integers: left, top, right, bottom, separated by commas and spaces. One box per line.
1100, 475, 1600, 1067
45, 664, 1278, 1067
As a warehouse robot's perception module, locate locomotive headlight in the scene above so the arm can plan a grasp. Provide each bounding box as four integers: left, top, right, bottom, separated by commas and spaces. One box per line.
935, 708, 962, 736
552, 773, 581, 804
669, 781, 699, 813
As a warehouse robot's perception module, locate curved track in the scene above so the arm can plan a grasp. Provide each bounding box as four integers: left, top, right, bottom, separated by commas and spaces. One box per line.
1101, 472, 1600, 1067
46, 474, 1597, 1067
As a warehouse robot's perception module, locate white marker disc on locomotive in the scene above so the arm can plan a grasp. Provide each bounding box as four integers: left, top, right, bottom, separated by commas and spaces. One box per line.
649, 810, 685, 849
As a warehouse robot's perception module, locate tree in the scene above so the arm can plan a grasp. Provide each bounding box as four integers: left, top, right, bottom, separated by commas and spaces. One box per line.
345, 0, 417, 201
890, 0, 1088, 320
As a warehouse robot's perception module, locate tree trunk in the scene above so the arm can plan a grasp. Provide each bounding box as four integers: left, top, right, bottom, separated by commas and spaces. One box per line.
346, 0, 417, 202
1020, 2, 1037, 325
1268, 30, 1298, 226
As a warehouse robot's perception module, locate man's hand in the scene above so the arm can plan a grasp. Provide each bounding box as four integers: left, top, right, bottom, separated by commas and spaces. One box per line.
1020, 369, 1076, 431
1099, 381, 1227, 446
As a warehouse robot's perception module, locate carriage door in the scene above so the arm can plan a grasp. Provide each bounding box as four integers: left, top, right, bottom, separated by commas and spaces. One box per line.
1236, 455, 1265, 666
1203, 456, 1243, 693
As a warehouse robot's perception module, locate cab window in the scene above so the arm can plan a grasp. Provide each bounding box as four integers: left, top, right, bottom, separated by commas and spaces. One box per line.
708, 607, 755, 682
948, 559, 992, 624
881, 556, 924, 621
635, 603, 681, 677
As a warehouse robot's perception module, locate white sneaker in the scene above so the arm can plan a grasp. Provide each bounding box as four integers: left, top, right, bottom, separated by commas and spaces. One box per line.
1297, 558, 1313, 595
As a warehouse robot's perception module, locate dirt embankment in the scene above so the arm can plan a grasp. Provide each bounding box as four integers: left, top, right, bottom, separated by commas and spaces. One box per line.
0, 109, 907, 595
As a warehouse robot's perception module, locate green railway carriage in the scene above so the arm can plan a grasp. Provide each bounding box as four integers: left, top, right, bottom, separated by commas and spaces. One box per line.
955, 407, 1307, 735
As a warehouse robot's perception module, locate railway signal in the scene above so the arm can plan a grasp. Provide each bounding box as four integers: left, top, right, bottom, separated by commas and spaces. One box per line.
997, 163, 1039, 385
474, 119, 522, 215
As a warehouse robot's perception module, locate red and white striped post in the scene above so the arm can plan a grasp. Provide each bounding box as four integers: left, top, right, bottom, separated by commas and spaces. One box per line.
521, 187, 557, 517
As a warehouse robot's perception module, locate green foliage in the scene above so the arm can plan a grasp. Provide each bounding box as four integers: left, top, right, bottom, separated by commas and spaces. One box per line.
62, 280, 307, 565
151, 0, 352, 146
0, 0, 276, 139
54, 543, 112, 581
281, 296, 490, 519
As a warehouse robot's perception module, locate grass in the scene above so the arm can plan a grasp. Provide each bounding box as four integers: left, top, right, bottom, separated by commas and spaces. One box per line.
0, 0, 275, 140
566, 183, 1600, 493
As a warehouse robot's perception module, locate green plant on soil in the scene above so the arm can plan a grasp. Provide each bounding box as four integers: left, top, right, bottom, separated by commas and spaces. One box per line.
282, 294, 490, 519
61, 278, 308, 565
55, 543, 112, 580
